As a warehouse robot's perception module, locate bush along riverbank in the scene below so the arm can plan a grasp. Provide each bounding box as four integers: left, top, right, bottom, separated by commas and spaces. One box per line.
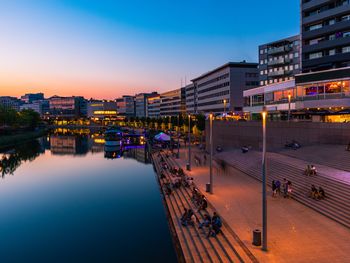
0, 128, 48, 151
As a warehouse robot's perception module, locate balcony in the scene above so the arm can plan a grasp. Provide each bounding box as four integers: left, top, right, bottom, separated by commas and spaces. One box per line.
303, 20, 350, 40
303, 4, 350, 25
268, 45, 291, 55
268, 70, 285, 77
268, 58, 285, 66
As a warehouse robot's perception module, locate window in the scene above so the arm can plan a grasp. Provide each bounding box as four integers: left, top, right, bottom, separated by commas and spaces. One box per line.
308, 23, 322, 31
285, 65, 289, 70
294, 40, 300, 46
289, 53, 294, 59
342, 14, 350, 21
343, 46, 350, 53
295, 64, 299, 69
309, 52, 323, 59
260, 71, 264, 75
264, 59, 267, 63
329, 19, 335, 25
260, 49, 264, 54
264, 80, 268, 85
329, 34, 336, 40
329, 49, 336, 55
309, 37, 324, 45
294, 52, 299, 58
289, 65, 293, 70
260, 81, 264, 86
344, 31, 350, 37
260, 60, 264, 65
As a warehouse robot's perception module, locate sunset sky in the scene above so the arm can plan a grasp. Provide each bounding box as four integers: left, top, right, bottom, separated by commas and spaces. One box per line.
0, 0, 299, 100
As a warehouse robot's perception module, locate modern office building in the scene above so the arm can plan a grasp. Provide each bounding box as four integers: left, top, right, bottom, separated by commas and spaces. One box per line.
20, 100, 49, 116
159, 88, 186, 117
259, 35, 301, 86
116, 95, 135, 117
87, 100, 118, 120
185, 83, 196, 114
243, 68, 350, 122
191, 62, 259, 114
48, 96, 87, 118
20, 93, 44, 103
0, 96, 22, 111
135, 92, 157, 118
146, 94, 161, 118
301, 0, 350, 72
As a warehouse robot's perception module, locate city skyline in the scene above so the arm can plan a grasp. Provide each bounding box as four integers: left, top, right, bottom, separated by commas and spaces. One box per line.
0, 0, 299, 99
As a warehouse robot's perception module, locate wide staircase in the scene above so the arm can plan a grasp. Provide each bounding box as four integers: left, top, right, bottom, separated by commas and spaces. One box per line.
215, 150, 350, 229
278, 145, 350, 173
152, 151, 258, 263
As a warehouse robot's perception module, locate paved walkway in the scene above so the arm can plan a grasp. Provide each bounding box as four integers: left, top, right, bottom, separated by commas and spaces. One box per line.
174, 146, 350, 263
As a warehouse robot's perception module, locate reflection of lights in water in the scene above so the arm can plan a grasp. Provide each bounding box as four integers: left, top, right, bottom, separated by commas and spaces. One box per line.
94, 138, 105, 144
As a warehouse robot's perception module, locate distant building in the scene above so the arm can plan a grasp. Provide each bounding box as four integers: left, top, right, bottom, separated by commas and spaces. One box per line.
259, 35, 301, 86
20, 93, 44, 103
191, 62, 259, 114
160, 88, 186, 117
146, 94, 161, 118
185, 83, 196, 114
116, 95, 135, 117
48, 96, 87, 118
20, 100, 49, 116
135, 92, 157, 118
0, 96, 22, 111
301, 0, 350, 72
87, 100, 118, 120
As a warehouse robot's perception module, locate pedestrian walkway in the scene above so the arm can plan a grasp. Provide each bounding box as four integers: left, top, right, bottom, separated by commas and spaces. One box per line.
174, 145, 350, 263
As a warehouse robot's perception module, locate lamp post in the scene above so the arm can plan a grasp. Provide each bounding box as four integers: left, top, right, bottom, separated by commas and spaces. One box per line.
223, 99, 227, 116
261, 106, 267, 251
187, 114, 191, 171
209, 113, 213, 194
177, 114, 180, 159
288, 92, 291, 122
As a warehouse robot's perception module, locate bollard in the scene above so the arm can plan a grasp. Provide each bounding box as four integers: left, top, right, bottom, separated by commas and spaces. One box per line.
206, 183, 211, 193
252, 229, 262, 246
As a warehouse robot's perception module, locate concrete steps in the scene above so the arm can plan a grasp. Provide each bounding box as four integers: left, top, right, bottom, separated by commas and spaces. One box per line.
216, 150, 350, 229
152, 151, 256, 263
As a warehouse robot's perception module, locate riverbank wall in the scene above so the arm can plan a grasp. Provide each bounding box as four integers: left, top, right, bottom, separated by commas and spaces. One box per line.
206, 121, 350, 151
0, 128, 48, 150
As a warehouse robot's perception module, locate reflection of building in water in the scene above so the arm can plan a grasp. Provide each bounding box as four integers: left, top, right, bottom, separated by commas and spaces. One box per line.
104, 145, 122, 159
123, 146, 149, 164
50, 135, 89, 155
89, 135, 105, 153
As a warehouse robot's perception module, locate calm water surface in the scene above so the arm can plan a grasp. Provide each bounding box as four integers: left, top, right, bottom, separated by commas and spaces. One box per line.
0, 131, 177, 263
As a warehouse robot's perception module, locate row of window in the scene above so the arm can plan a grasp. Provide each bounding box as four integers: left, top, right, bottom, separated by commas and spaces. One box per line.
197, 82, 230, 95
198, 90, 229, 101
259, 77, 294, 86
246, 81, 259, 86
197, 99, 230, 108
304, 0, 349, 18
259, 41, 300, 55
260, 64, 300, 75
197, 73, 229, 88
307, 30, 350, 45
308, 45, 350, 59
260, 52, 299, 64
306, 13, 350, 31
245, 72, 259, 78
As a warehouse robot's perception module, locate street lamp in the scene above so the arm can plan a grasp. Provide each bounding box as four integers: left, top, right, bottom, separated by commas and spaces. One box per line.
288, 92, 291, 122
223, 99, 227, 116
177, 114, 180, 159
261, 106, 267, 251
187, 114, 191, 171
209, 113, 213, 194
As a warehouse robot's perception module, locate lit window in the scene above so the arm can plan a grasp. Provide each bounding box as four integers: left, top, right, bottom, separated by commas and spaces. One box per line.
309, 52, 323, 59
294, 52, 299, 58
342, 46, 350, 53
295, 64, 299, 69
329, 49, 336, 55
289, 53, 294, 59
309, 23, 322, 31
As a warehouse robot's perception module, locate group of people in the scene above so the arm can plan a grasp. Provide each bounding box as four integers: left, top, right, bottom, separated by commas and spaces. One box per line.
198, 212, 222, 237
272, 178, 292, 198
304, 165, 317, 176
191, 187, 208, 211
310, 185, 326, 200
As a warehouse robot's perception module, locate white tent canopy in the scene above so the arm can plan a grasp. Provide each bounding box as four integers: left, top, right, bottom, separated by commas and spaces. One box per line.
154, 132, 171, 141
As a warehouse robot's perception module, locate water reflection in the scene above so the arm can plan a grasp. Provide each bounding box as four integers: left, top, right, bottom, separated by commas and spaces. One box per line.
1, 129, 149, 177
0, 140, 44, 177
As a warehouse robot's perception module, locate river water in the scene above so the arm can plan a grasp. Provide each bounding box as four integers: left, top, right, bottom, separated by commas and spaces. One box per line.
0, 129, 177, 263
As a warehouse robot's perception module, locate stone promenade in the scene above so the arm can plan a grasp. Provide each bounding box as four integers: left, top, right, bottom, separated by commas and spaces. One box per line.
173, 146, 350, 263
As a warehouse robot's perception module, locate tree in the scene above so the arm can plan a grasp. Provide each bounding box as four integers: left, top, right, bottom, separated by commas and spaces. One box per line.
195, 114, 206, 132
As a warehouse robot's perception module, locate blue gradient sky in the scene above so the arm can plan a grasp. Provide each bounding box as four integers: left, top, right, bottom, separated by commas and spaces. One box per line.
0, 0, 299, 99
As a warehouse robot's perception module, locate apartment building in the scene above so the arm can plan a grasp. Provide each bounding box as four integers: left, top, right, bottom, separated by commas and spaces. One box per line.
301, 0, 350, 72
259, 35, 301, 86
